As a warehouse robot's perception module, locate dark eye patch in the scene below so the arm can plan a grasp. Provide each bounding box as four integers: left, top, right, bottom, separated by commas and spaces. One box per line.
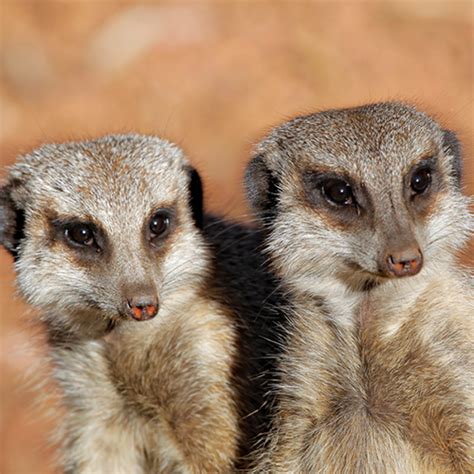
51, 217, 105, 254
321, 179, 355, 207
406, 155, 438, 200
145, 207, 175, 248
149, 211, 171, 239
404, 155, 441, 216
410, 168, 431, 194
303, 171, 359, 210
65, 223, 95, 246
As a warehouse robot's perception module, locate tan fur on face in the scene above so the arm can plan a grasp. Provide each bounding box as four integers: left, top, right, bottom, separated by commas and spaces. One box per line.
246, 102, 473, 473
1, 135, 242, 472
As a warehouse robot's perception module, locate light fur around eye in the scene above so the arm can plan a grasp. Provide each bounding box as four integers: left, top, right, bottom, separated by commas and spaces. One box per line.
246, 101, 473, 473
1, 133, 283, 473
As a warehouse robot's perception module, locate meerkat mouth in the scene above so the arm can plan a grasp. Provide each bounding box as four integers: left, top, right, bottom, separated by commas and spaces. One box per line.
339, 263, 389, 291
106, 318, 117, 332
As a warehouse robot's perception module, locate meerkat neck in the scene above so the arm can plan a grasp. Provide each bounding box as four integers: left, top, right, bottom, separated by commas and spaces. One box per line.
291, 276, 362, 330
290, 263, 449, 332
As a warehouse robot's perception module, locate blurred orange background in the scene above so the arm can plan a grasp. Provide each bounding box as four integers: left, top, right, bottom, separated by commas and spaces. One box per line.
1, 2, 472, 473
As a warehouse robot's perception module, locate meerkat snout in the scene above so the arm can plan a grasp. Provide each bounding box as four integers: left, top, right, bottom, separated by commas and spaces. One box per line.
246, 102, 473, 474
384, 246, 423, 277
1, 133, 285, 472
0, 134, 207, 337
247, 102, 469, 290
378, 231, 423, 278
123, 285, 159, 321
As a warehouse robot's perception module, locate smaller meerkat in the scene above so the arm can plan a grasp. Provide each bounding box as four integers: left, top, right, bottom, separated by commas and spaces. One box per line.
0, 135, 280, 473
245, 102, 473, 473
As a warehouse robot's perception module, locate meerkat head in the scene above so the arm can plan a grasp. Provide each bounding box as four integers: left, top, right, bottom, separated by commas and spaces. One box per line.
246, 102, 471, 293
0, 135, 207, 336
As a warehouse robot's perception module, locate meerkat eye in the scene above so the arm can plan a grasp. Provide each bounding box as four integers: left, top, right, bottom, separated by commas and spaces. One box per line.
149, 211, 171, 239
411, 168, 431, 194
321, 179, 355, 206
65, 223, 96, 247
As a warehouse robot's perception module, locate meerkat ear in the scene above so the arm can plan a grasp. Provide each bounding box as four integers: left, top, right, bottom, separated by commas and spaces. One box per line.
245, 154, 279, 221
187, 167, 203, 228
442, 129, 462, 187
0, 182, 25, 258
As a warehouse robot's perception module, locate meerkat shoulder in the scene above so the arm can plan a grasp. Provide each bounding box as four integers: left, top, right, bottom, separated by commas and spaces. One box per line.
0, 134, 281, 472
246, 101, 473, 473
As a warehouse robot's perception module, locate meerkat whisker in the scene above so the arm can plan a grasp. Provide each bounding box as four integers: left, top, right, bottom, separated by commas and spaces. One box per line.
0, 134, 284, 472
245, 102, 473, 472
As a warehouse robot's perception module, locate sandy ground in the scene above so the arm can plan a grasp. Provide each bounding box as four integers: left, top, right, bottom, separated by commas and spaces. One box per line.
0, 2, 472, 472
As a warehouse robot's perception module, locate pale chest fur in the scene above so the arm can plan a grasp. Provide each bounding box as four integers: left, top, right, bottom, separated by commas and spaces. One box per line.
54, 296, 240, 473
264, 275, 474, 473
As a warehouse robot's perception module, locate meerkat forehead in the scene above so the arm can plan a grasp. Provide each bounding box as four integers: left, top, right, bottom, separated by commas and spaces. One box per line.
258, 102, 443, 183
8, 134, 191, 222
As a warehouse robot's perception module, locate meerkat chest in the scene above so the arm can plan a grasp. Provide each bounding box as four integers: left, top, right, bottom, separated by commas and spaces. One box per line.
100, 299, 240, 471
287, 301, 467, 417
106, 298, 237, 411
276, 290, 473, 471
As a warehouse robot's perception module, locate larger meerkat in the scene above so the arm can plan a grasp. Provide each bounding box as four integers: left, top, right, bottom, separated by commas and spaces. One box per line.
0, 135, 280, 473
245, 102, 473, 473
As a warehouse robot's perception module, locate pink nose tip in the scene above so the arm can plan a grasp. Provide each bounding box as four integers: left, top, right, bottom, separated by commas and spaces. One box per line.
126, 297, 159, 321
386, 248, 423, 277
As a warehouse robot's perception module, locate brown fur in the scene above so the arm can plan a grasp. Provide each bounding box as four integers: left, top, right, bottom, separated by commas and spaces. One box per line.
0, 135, 246, 473
245, 102, 473, 473
52, 293, 239, 473
255, 276, 473, 473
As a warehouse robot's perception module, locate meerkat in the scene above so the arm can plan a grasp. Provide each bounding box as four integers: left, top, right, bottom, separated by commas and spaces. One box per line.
0, 134, 281, 473
245, 102, 473, 473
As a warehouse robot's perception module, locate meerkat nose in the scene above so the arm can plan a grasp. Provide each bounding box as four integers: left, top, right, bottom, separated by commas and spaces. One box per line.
386, 247, 423, 278
125, 293, 159, 321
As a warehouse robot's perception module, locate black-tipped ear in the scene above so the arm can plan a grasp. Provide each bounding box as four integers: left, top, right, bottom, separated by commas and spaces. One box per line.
442, 129, 462, 187
0, 183, 25, 259
188, 168, 203, 229
245, 154, 279, 220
